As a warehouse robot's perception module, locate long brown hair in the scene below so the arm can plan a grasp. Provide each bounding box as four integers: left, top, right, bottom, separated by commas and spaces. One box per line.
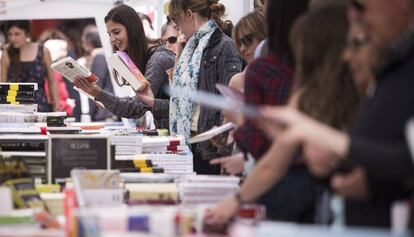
105, 4, 149, 74
290, 6, 360, 129
168, 0, 226, 30
6, 20, 32, 81
232, 10, 267, 54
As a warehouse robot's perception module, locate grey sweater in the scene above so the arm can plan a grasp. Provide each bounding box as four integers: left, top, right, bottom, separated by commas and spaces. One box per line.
96, 45, 175, 129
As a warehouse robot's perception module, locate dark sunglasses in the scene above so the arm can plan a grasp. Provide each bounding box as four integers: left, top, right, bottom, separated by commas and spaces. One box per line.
166, 36, 177, 44
350, 0, 365, 11
240, 34, 254, 48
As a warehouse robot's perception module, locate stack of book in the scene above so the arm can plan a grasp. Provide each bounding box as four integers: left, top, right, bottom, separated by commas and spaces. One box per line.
0, 83, 38, 114
178, 175, 240, 205
0, 82, 37, 105
142, 136, 188, 154
111, 134, 143, 156
113, 136, 193, 174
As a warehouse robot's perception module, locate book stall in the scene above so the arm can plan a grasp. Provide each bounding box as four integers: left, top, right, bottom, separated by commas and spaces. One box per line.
0, 83, 407, 237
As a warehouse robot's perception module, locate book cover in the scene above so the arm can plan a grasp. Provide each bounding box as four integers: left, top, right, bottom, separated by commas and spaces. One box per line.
117, 51, 149, 88
0, 95, 35, 103
0, 104, 37, 113
0, 83, 38, 92
189, 122, 235, 144
51, 57, 97, 83
0, 90, 35, 97
107, 52, 149, 91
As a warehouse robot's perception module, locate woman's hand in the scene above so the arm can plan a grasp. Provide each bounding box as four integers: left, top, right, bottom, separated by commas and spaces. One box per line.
135, 85, 155, 108
73, 76, 102, 98
331, 165, 370, 201
210, 153, 245, 175
175, 33, 188, 57
257, 106, 349, 178
204, 194, 240, 228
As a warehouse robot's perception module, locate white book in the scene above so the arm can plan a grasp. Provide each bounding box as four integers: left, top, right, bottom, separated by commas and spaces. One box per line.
189, 122, 236, 144
106, 52, 149, 91
0, 104, 37, 113
51, 57, 94, 83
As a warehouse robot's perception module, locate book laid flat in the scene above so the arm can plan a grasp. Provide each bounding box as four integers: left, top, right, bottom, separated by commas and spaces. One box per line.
0, 104, 38, 113
0, 95, 35, 103
107, 51, 149, 91
0, 82, 38, 92
51, 56, 97, 83
189, 122, 235, 144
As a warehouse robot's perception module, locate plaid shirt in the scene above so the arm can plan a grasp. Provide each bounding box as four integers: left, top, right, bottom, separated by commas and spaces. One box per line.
234, 54, 293, 159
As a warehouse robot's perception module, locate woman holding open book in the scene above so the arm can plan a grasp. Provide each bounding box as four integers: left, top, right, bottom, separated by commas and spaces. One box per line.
73, 4, 175, 129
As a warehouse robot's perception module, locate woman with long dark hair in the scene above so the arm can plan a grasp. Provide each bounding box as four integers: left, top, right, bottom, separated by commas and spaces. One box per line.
74, 4, 175, 129
206, 5, 360, 225
1, 20, 60, 112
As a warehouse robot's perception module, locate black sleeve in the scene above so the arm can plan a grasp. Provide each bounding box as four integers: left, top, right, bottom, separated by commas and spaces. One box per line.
95, 90, 149, 119
349, 136, 414, 201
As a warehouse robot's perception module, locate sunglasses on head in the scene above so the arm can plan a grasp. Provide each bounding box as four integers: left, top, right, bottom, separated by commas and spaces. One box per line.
240, 34, 254, 48
350, 0, 365, 11
166, 36, 177, 44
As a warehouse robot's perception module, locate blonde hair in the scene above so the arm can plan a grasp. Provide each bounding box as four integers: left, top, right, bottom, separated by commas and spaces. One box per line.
169, 0, 226, 29
233, 10, 267, 52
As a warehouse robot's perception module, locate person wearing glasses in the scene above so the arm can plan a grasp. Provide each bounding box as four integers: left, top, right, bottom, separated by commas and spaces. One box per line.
73, 4, 175, 129
161, 16, 180, 54
209, 11, 267, 175
162, 0, 242, 175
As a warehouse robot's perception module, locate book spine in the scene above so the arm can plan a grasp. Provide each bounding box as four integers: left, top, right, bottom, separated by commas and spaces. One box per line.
0, 84, 35, 91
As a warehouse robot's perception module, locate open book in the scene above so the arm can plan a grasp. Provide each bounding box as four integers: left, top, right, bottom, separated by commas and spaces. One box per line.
189, 122, 236, 144
215, 83, 244, 104
51, 57, 97, 83
107, 51, 149, 91
168, 85, 260, 118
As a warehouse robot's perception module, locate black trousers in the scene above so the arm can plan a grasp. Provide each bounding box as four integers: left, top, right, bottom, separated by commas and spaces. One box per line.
257, 166, 320, 223
191, 143, 221, 175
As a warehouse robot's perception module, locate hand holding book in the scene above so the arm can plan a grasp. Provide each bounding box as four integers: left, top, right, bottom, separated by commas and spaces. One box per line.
73, 76, 102, 98
51, 57, 98, 83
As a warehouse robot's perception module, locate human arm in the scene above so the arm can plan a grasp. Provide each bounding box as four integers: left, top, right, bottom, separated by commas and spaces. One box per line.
73, 77, 150, 119
1, 48, 9, 82
43, 47, 60, 111
233, 57, 293, 159
205, 130, 299, 224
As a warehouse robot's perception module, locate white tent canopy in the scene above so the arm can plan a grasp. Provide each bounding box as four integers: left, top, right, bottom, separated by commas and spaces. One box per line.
0, 0, 253, 97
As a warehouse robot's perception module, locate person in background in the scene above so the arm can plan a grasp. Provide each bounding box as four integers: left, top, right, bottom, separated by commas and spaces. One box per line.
254, 0, 414, 227
164, 0, 242, 174
161, 16, 180, 54
222, 19, 234, 38
43, 39, 74, 116
79, 25, 116, 122
209, 10, 267, 175
1, 20, 60, 112
138, 12, 157, 40
342, 22, 376, 95
206, 5, 360, 225
74, 4, 175, 129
